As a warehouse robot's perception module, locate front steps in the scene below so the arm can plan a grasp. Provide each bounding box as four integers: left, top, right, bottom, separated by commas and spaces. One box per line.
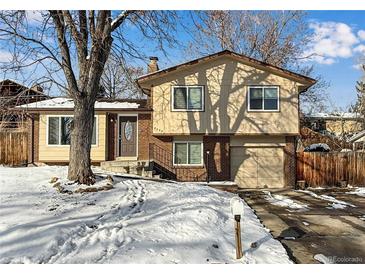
100, 160, 154, 178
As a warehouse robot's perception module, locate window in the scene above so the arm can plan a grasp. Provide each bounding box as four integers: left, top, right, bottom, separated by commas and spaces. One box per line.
48, 116, 97, 145
173, 141, 203, 165
172, 86, 204, 111
248, 86, 279, 111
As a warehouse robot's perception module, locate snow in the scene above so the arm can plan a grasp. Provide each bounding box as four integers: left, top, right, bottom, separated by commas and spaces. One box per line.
304, 143, 330, 152
297, 190, 356, 208
347, 187, 365, 197
16, 97, 140, 109
314, 253, 332, 264
262, 191, 309, 211
302, 221, 310, 226
328, 203, 347, 210
0, 166, 291, 264
196, 181, 237, 186
306, 112, 362, 119
111, 11, 128, 29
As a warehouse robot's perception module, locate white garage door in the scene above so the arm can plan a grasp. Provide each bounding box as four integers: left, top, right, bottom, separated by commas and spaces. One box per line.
231, 147, 284, 188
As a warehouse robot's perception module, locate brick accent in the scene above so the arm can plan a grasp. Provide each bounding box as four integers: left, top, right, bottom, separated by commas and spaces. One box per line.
203, 136, 230, 181
138, 113, 152, 160
106, 113, 118, 160
148, 134, 230, 182
27, 114, 39, 164
284, 136, 296, 187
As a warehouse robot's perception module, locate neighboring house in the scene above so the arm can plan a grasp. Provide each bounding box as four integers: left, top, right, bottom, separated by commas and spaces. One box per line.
348, 130, 365, 151
17, 50, 316, 188
302, 112, 364, 138
0, 79, 49, 130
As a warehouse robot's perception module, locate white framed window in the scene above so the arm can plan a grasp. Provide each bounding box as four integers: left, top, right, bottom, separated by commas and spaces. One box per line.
47, 115, 97, 146
172, 86, 204, 111
248, 86, 279, 111
173, 141, 203, 166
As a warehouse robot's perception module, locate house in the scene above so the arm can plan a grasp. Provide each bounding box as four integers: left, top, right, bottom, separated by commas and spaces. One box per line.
17, 50, 316, 188
16, 97, 151, 166
348, 130, 365, 150
0, 79, 49, 130
302, 112, 364, 137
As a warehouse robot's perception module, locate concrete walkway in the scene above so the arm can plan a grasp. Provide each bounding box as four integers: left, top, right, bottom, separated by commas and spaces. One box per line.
237, 188, 365, 264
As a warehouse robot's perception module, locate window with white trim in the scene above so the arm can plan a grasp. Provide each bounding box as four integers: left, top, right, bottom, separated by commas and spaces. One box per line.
172, 86, 204, 111
173, 141, 203, 165
48, 116, 97, 145
248, 86, 279, 111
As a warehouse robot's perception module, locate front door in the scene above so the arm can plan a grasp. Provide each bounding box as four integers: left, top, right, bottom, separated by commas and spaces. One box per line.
118, 116, 137, 157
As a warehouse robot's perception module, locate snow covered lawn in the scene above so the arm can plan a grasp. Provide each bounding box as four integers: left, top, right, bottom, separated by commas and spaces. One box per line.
0, 166, 291, 264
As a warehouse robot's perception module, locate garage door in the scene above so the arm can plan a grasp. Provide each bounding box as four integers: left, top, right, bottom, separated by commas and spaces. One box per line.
231, 147, 284, 188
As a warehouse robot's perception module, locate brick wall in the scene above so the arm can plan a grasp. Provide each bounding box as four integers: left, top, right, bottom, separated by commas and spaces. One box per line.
203, 136, 230, 181
27, 114, 39, 164
284, 136, 296, 187
148, 134, 230, 182
138, 113, 152, 160
107, 113, 117, 161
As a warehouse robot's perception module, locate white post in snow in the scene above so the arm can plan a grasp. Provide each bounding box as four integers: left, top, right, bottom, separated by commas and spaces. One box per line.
230, 197, 244, 259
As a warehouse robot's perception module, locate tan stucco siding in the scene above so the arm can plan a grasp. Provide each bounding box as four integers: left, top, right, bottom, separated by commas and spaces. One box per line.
230, 135, 286, 147
38, 112, 107, 162
144, 56, 301, 135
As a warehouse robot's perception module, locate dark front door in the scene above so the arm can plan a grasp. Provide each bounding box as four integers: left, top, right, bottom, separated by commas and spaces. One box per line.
118, 116, 137, 157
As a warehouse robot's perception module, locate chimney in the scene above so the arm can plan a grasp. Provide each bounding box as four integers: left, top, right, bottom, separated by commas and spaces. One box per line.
147, 56, 159, 73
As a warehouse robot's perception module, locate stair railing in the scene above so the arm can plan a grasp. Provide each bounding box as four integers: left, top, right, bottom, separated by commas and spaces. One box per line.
149, 143, 206, 181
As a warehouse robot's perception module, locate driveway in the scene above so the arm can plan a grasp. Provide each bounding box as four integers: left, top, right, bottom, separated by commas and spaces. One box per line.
236, 188, 365, 264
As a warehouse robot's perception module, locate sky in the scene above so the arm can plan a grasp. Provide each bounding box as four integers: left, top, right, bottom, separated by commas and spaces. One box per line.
126, 10, 365, 111
304, 11, 365, 110
1, 10, 365, 111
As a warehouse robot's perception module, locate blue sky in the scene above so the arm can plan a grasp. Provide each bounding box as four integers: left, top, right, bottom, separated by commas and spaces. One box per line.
1, 10, 364, 111
135, 11, 365, 111
304, 11, 365, 110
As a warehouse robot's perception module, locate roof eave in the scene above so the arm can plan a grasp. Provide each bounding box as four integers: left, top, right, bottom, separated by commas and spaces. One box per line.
16, 107, 152, 112
136, 50, 317, 87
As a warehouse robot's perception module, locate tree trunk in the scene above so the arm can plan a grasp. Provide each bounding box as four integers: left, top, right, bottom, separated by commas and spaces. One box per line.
68, 97, 95, 185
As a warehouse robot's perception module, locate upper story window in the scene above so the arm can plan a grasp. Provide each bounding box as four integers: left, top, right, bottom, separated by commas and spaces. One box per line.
248, 86, 279, 111
48, 116, 97, 146
172, 86, 204, 111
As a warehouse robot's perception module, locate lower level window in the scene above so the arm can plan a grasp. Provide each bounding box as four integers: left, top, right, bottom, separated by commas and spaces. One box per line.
48, 116, 97, 145
174, 141, 202, 165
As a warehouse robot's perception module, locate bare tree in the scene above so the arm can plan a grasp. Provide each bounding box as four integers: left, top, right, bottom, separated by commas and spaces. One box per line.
186, 11, 308, 67
185, 11, 328, 113
297, 65, 330, 114
0, 10, 177, 184
353, 65, 365, 127
101, 54, 144, 99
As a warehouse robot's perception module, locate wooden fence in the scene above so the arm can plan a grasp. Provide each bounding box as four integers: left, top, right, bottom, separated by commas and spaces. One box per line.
297, 152, 365, 187
0, 131, 28, 166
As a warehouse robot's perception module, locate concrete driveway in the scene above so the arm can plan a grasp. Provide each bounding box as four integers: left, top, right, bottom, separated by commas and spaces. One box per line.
236, 188, 365, 264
